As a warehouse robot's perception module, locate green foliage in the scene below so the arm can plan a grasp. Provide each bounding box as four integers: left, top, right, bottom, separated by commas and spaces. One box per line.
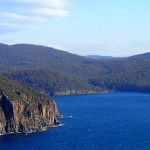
0, 75, 52, 101
0, 43, 150, 94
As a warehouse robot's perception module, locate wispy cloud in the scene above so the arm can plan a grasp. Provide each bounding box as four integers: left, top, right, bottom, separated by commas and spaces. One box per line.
33, 8, 69, 18
0, 23, 23, 33
0, 0, 71, 33
0, 12, 46, 23
18, 0, 71, 8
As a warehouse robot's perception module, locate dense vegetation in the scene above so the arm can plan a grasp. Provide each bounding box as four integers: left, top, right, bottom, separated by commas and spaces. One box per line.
0, 43, 149, 95
0, 75, 52, 101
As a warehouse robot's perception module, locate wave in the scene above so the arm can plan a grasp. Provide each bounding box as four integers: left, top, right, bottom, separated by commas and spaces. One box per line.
67, 116, 73, 118
61, 115, 73, 118
51, 124, 64, 128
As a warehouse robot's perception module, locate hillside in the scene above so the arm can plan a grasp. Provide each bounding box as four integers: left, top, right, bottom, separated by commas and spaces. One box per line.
0, 75, 60, 135
0, 43, 150, 94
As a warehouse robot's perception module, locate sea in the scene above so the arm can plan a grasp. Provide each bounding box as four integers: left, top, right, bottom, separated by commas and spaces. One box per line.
0, 92, 150, 150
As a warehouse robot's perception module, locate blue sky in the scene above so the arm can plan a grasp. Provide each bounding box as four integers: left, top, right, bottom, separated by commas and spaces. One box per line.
0, 0, 150, 56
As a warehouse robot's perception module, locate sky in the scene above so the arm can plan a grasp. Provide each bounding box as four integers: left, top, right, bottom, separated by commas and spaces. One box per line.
0, 0, 150, 56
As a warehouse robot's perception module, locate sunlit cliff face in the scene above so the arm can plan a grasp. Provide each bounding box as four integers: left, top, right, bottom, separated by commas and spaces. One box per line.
0, 92, 60, 135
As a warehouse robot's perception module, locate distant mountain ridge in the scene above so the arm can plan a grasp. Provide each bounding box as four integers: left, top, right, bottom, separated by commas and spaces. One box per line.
85, 55, 121, 60
0, 43, 149, 95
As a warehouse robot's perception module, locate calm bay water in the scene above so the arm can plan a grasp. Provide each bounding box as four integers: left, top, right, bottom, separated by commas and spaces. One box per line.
0, 92, 150, 150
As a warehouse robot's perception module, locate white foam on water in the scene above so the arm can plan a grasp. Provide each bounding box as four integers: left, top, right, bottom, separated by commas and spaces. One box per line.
68, 116, 73, 118
51, 124, 64, 128
63, 116, 73, 118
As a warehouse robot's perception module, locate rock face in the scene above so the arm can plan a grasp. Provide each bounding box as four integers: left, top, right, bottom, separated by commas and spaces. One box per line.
0, 76, 60, 135
0, 92, 60, 134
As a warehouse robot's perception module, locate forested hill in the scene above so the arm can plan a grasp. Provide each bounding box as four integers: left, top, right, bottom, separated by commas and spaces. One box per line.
0, 43, 149, 95
0, 43, 84, 67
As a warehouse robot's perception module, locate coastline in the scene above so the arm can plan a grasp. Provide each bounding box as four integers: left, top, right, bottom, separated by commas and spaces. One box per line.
52, 89, 110, 96
0, 123, 63, 136
52, 90, 150, 96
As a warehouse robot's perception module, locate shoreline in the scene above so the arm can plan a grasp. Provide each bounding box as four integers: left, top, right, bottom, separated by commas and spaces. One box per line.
0, 123, 63, 136
51, 90, 110, 96
52, 90, 150, 97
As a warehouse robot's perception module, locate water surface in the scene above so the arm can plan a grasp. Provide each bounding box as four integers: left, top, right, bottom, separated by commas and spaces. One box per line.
0, 92, 150, 150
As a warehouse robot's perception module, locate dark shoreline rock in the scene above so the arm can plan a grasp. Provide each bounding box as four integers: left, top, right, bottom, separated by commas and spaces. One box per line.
54, 89, 109, 96
0, 123, 61, 136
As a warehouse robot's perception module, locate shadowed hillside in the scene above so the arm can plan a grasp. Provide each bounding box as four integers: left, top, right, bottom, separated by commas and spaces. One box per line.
0, 43, 150, 95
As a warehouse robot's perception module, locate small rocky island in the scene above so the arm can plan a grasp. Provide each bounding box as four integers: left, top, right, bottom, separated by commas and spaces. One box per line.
0, 75, 61, 135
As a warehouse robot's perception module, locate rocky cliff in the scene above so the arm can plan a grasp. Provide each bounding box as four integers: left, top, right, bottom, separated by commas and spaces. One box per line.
0, 75, 60, 135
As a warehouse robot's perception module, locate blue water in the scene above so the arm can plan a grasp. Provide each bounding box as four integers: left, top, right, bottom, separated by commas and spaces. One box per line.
0, 93, 150, 150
